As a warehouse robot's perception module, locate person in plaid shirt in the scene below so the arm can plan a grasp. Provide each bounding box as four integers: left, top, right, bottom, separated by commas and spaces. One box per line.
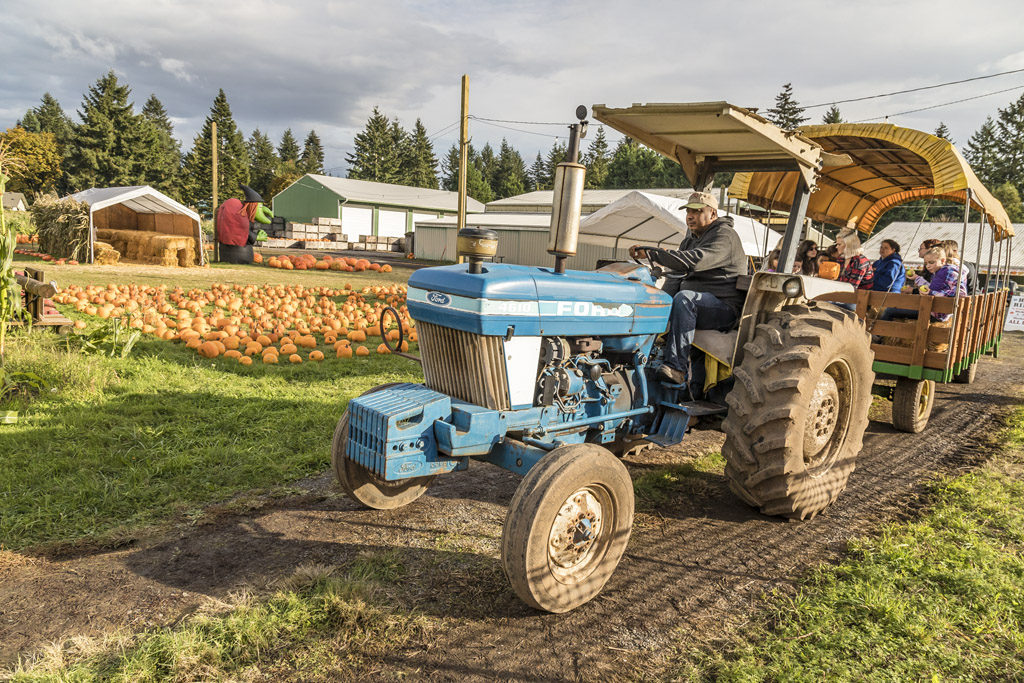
835, 228, 874, 290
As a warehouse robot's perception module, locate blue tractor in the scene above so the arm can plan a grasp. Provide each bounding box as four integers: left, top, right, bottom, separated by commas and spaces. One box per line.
331, 103, 874, 612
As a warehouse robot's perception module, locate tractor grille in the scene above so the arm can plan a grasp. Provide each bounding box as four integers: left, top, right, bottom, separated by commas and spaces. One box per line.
417, 320, 511, 411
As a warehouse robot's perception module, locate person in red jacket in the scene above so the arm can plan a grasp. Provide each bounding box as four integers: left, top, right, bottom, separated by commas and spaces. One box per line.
215, 184, 272, 264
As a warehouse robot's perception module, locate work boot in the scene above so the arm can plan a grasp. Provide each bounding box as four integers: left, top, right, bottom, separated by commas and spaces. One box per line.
657, 364, 687, 385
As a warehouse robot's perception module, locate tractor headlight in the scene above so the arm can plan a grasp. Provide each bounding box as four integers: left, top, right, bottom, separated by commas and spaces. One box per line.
783, 277, 802, 298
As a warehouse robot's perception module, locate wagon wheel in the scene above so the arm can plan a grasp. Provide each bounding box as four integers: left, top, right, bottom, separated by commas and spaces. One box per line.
722, 303, 874, 520
331, 383, 435, 509
501, 443, 634, 613
891, 377, 935, 433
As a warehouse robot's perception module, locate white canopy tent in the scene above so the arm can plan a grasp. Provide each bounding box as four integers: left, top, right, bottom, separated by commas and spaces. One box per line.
577, 190, 777, 257
70, 185, 204, 264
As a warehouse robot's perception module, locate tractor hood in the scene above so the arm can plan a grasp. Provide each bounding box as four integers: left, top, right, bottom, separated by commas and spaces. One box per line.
407, 263, 671, 337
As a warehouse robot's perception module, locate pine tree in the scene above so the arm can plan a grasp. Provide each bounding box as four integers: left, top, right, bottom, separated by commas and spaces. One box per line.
991, 182, 1024, 223
492, 139, 528, 199
993, 93, 1024, 194
544, 141, 568, 185
964, 117, 999, 187
605, 137, 666, 188
180, 89, 250, 215
529, 152, 548, 190
583, 125, 611, 188
299, 130, 325, 174
20, 93, 74, 150
822, 104, 843, 124
933, 122, 953, 144
346, 107, 403, 183
466, 145, 493, 203
440, 144, 460, 192
400, 119, 438, 188
65, 71, 149, 191
278, 129, 300, 163
247, 129, 279, 198
765, 83, 809, 130
139, 94, 182, 197
478, 143, 496, 194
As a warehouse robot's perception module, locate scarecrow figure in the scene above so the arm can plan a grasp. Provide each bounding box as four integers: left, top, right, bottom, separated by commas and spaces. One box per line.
215, 184, 273, 264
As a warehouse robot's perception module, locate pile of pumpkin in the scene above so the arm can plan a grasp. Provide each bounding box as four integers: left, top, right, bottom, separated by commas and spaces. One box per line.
260, 253, 393, 273
13, 247, 80, 265
52, 280, 415, 365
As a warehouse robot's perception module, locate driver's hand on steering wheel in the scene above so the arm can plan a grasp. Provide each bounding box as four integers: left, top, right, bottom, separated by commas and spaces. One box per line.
629, 245, 649, 261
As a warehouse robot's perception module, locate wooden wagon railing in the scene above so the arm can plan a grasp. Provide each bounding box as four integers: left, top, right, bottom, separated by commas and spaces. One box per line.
815, 289, 1009, 382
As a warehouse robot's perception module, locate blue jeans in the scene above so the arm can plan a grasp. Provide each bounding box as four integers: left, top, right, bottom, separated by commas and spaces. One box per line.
663, 290, 738, 373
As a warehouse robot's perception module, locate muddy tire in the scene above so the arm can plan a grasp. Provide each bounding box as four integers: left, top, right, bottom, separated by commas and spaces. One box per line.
953, 362, 977, 384
331, 383, 435, 510
891, 378, 935, 433
501, 443, 634, 613
722, 303, 874, 520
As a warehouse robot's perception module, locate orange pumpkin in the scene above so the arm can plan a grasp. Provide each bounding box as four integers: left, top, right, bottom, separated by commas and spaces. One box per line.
309, 350, 325, 361
337, 345, 353, 358
239, 356, 253, 366
289, 353, 303, 364
355, 345, 370, 356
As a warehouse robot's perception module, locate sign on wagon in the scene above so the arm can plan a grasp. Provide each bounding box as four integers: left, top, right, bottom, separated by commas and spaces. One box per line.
1006, 295, 1024, 331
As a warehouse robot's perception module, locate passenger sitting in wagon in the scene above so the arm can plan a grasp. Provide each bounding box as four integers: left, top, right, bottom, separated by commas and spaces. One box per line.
835, 228, 874, 290
879, 246, 965, 322
915, 239, 944, 283
941, 239, 976, 294
872, 239, 906, 293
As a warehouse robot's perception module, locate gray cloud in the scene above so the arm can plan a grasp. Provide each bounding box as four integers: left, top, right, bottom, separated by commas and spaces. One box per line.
3, 0, 1024, 172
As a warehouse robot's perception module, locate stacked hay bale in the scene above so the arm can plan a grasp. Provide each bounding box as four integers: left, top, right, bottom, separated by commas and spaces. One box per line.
30, 195, 91, 262
95, 228, 195, 267
93, 241, 120, 265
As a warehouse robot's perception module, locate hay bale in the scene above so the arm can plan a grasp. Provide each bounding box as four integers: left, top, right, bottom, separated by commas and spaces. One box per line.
93, 241, 121, 265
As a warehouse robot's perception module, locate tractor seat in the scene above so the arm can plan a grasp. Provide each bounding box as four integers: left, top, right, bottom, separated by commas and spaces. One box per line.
693, 329, 738, 367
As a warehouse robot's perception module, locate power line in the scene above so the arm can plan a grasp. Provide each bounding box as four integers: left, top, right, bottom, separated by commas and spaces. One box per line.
805, 66, 1024, 109
853, 83, 1024, 122
428, 120, 460, 141
468, 116, 568, 139
470, 115, 570, 126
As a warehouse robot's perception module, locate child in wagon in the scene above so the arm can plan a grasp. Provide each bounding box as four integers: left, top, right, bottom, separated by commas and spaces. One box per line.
912, 246, 967, 321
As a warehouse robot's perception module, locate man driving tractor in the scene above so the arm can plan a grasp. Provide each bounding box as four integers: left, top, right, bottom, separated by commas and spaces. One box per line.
629, 191, 747, 385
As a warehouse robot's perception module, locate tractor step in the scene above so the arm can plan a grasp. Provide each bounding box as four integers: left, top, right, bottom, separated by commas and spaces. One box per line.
677, 400, 728, 417
644, 401, 728, 448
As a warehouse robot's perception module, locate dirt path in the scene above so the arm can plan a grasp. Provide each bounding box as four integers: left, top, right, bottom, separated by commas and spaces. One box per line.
2, 336, 1022, 679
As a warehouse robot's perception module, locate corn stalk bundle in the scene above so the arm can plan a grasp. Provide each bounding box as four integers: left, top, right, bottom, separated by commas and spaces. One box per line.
0, 173, 27, 364
30, 194, 91, 262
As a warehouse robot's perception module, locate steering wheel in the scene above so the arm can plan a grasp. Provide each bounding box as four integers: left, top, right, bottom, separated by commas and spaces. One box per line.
380, 306, 405, 355
629, 245, 663, 278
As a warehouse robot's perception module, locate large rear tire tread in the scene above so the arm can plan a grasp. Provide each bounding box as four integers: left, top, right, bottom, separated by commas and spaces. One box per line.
722, 302, 874, 520
331, 383, 435, 510
501, 443, 634, 613
891, 378, 935, 434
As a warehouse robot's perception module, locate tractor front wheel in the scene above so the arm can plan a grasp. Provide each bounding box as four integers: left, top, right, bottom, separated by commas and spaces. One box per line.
722, 303, 874, 520
331, 383, 435, 510
501, 443, 634, 613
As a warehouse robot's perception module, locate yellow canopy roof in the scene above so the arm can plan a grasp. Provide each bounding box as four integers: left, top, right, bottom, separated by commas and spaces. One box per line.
729, 123, 1014, 240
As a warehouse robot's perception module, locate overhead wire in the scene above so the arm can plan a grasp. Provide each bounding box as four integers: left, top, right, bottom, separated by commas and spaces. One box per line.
468, 116, 569, 139
804, 66, 1024, 109
853, 83, 1024, 122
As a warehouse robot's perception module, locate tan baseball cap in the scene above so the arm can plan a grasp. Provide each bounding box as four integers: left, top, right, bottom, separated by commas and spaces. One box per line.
684, 190, 718, 210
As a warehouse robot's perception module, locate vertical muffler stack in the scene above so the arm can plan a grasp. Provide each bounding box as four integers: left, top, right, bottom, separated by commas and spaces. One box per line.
548, 105, 589, 273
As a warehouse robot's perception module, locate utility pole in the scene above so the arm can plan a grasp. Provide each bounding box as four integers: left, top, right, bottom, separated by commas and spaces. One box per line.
211, 121, 218, 264
457, 75, 469, 259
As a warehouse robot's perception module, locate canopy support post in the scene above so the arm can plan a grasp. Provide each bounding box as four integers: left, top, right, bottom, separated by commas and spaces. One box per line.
777, 178, 809, 274
946, 188, 971, 377
986, 220, 996, 290
975, 213, 985, 295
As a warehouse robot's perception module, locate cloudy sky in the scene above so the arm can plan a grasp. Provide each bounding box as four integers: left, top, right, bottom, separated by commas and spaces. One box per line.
3, 0, 1024, 174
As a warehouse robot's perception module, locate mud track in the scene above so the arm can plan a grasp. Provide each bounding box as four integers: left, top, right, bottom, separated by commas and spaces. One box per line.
2, 336, 1022, 679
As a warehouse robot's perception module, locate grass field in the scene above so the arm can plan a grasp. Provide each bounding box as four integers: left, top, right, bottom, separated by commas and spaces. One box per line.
2, 255, 421, 551
662, 406, 1024, 681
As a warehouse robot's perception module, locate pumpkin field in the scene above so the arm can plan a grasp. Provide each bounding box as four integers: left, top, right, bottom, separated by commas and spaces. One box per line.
1, 252, 424, 551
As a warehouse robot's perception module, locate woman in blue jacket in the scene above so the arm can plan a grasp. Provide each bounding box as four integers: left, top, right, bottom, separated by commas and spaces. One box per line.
872, 239, 906, 292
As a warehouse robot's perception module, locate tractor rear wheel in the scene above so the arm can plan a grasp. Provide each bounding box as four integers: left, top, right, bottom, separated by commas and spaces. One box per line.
891, 378, 935, 433
722, 303, 873, 520
331, 383, 435, 510
501, 443, 634, 613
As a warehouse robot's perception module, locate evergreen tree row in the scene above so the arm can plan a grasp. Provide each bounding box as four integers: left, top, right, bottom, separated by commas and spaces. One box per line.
12, 71, 327, 214
10, 74, 1024, 224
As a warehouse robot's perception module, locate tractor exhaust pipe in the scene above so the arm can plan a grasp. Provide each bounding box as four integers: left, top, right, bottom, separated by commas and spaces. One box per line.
548, 106, 588, 274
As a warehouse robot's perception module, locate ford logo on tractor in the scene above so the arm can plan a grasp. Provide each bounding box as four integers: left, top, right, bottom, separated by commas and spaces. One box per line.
427, 291, 452, 306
